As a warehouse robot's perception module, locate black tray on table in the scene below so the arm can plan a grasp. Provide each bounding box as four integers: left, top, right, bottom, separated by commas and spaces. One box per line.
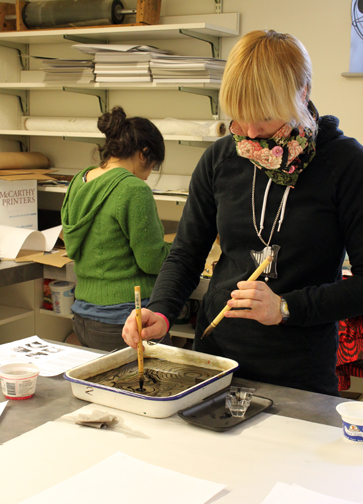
178, 387, 273, 432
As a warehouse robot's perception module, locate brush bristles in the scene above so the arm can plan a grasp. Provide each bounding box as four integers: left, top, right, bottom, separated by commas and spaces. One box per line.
201, 323, 215, 339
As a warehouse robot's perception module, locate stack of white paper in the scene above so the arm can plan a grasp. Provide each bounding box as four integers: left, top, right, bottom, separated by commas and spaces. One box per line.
72, 44, 226, 84
73, 44, 169, 83
150, 56, 226, 84
39, 58, 95, 83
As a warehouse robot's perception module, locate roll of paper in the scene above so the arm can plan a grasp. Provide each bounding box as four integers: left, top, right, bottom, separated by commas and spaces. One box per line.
23, 116, 230, 138
23, 117, 99, 133
150, 119, 229, 137
0, 152, 50, 170
22, 0, 125, 29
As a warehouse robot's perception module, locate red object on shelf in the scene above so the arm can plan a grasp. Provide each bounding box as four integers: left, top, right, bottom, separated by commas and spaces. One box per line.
43, 278, 54, 310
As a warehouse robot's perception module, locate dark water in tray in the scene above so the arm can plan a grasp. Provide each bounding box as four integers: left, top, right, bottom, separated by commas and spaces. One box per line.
85, 357, 220, 397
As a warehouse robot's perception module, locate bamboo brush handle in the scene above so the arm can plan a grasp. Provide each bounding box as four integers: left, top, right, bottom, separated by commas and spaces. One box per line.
134, 286, 144, 374
210, 255, 273, 327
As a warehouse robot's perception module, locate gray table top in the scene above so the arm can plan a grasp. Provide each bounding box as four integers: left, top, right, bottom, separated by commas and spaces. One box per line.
0, 371, 348, 445
0, 259, 43, 288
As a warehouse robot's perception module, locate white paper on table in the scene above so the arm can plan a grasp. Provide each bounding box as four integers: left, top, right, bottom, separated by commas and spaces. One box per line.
262, 481, 361, 504
0, 335, 103, 376
0, 224, 62, 258
0, 401, 8, 417
18, 451, 226, 504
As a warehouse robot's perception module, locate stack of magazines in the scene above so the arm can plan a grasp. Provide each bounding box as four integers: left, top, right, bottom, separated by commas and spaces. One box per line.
39, 58, 95, 83
150, 57, 226, 84
72, 44, 226, 84
73, 44, 170, 83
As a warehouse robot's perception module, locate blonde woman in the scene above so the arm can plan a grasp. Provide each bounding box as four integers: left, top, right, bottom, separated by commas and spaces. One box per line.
123, 30, 363, 396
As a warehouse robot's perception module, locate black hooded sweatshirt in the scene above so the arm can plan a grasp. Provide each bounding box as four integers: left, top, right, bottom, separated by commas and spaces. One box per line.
148, 115, 363, 396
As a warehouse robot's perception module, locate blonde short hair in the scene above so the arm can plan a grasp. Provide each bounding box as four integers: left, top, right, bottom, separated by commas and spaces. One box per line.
220, 30, 315, 131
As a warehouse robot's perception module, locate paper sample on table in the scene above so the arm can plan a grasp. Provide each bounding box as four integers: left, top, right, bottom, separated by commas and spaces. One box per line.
0, 224, 62, 259
18, 451, 225, 504
0, 335, 102, 377
262, 482, 361, 504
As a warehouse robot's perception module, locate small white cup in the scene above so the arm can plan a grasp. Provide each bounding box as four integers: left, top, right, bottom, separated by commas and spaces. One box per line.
0, 362, 40, 400
336, 402, 363, 442
49, 280, 75, 315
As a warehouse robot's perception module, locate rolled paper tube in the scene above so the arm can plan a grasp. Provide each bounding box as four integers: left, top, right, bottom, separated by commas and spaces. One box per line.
195, 121, 229, 137
0, 152, 50, 170
150, 119, 208, 136
23, 116, 230, 138
23, 117, 99, 133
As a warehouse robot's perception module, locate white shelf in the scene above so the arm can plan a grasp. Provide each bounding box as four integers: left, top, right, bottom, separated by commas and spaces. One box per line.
170, 323, 195, 339
0, 129, 219, 143
0, 14, 239, 45
0, 82, 221, 90
37, 184, 188, 202
37, 171, 190, 202
0, 305, 33, 325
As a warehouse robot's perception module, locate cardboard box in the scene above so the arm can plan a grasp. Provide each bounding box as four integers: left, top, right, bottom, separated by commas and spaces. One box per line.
0, 179, 37, 229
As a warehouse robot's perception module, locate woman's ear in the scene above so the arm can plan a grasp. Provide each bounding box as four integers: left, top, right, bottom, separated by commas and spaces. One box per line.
139, 148, 150, 161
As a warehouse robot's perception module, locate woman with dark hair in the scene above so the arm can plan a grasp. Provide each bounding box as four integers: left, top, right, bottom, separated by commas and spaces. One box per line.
61, 106, 171, 351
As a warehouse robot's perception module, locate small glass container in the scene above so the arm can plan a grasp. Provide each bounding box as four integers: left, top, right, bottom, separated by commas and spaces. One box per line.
225, 386, 255, 417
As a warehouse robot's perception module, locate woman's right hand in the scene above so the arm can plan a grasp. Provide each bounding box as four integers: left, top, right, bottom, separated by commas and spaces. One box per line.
122, 308, 168, 349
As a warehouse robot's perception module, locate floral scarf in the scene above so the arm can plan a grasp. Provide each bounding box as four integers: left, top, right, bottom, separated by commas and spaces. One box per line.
230, 101, 319, 187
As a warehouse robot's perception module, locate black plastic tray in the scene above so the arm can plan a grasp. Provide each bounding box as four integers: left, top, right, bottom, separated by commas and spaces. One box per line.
178, 388, 273, 431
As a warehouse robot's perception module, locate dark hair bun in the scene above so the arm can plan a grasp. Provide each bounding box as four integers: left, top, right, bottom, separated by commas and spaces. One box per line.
97, 106, 127, 139
98, 105, 165, 169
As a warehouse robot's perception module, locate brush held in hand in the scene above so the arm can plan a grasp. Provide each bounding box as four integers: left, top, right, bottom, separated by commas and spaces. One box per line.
134, 286, 145, 391
201, 255, 273, 339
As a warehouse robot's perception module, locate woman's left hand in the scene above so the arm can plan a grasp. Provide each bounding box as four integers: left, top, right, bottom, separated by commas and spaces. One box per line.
225, 280, 283, 325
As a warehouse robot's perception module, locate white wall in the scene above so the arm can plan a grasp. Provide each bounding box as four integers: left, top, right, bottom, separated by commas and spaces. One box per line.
222, 0, 360, 142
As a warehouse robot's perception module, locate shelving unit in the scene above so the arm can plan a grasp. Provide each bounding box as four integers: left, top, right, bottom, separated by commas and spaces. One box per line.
0, 13, 239, 45
0, 129, 222, 143
0, 305, 33, 325
0, 12, 238, 343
